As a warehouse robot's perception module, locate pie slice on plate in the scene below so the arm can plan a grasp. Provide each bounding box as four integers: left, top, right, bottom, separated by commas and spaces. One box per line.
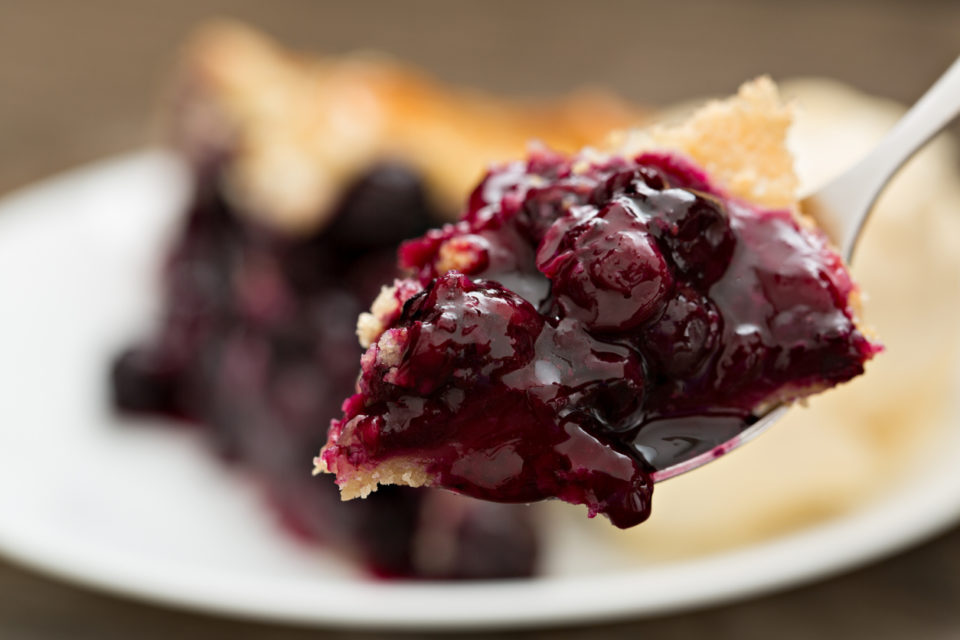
112, 21, 644, 576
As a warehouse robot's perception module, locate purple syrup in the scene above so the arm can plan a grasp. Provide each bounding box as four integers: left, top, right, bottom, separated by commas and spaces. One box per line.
324, 150, 880, 528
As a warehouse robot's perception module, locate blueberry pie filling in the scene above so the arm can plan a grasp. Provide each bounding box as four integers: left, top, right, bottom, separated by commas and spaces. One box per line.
317, 87, 881, 528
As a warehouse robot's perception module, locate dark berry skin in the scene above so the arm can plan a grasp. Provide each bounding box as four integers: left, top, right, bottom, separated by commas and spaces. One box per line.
538, 200, 673, 331
112, 347, 186, 418
326, 149, 880, 529
325, 164, 436, 252
641, 188, 736, 287
642, 286, 721, 380
588, 165, 736, 287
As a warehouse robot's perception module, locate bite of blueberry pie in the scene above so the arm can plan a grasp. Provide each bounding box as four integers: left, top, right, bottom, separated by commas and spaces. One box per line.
315, 79, 881, 528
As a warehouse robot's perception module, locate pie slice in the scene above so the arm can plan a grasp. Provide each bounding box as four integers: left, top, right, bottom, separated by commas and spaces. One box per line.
315, 78, 881, 528
112, 21, 645, 577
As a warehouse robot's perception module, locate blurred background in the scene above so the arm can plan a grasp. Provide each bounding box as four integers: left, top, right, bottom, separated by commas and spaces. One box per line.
1, 1, 960, 638
3, 0, 959, 194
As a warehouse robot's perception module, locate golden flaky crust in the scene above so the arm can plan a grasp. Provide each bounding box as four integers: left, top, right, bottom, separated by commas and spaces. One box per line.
314, 450, 433, 500
324, 77, 810, 501
172, 21, 645, 235
356, 284, 401, 349
611, 77, 798, 210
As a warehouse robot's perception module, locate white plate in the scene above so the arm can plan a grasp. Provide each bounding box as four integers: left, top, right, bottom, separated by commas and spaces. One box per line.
1, 151, 959, 630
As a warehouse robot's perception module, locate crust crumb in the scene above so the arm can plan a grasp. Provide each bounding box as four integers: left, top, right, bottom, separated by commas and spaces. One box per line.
356, 284, 401, 348
315, 454, 433, 500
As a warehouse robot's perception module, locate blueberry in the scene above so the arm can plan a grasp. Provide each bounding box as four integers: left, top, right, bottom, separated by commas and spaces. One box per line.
518, 185, 582, 244
389, 273, 544, 394
111, 347, 184, 417
580, 352, 647, 433
644, 189, 736, 287
543, 319, 646, 433
324, 164, 437, 251
586, 166, 736, 289
642, 287, 721, 379
589, 167, 667, 205
537, 201, 673, 332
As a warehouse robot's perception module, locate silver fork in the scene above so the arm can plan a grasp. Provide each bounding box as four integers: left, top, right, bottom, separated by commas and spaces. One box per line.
654, 55, 960, 482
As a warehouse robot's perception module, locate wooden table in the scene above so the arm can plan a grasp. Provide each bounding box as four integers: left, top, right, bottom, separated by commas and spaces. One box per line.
2, 1, 959, 637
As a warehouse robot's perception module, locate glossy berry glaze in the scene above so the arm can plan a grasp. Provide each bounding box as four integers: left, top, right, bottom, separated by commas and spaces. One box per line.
112, 164, 538, 578
322, 149, 881, 528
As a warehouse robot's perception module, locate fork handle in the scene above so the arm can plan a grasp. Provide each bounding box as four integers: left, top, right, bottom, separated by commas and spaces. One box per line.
806, 56, 960, 261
